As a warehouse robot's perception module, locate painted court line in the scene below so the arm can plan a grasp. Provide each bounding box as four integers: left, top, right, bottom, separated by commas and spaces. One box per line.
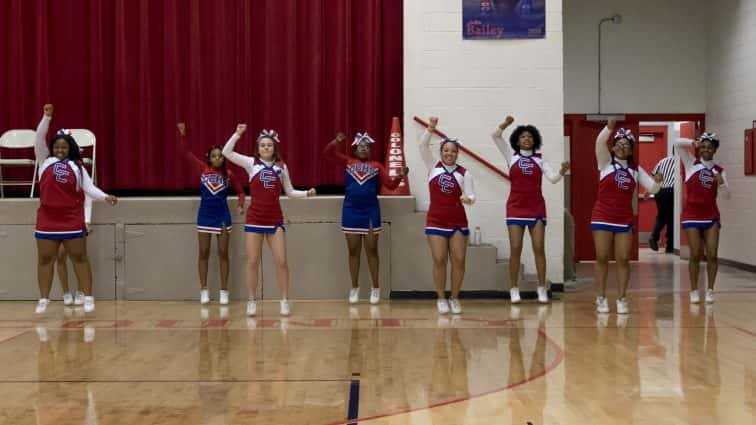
325, 328, 565, 425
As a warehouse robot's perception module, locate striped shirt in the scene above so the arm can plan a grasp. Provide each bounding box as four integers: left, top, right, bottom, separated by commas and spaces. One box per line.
652, 156, 677, 188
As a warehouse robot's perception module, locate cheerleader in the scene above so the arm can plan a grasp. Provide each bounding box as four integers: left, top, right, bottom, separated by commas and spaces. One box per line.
177, 123, 245, 305
222, 124, 316, 316
492, 116, 569, 304
592, 118, 661, 314
55, 196, 92, 307
33, 104, 117, 314
323, 132, 408, 304
419, 117, 475, 315
674, 133, 729, 304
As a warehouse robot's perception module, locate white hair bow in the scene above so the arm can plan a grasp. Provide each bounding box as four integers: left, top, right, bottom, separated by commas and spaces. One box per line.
352, 132, 375, 146
259, 129, 280, 143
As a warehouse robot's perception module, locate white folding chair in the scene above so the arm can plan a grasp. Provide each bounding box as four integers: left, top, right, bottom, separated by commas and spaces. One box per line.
0, 129, 37, 198
69, 129, 97, 184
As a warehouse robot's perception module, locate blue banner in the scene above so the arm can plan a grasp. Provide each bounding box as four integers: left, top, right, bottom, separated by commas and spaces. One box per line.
462, 0, 546, 40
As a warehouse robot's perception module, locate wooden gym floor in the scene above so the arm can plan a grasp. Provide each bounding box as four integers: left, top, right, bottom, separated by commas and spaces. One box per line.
0, 249, 754, 424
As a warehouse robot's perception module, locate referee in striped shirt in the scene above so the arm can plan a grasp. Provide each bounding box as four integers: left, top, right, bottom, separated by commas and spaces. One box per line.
649, 154, 677, 253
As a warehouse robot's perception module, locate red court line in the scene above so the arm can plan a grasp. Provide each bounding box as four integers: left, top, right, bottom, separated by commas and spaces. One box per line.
325, 328, 564, 425
720, 321, 756, 337
0, 330, 31, 345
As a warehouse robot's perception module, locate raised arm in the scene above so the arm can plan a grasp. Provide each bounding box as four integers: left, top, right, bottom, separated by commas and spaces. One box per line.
419, 116, 439, 171
638, 167, 661, 194
323, 133, 351, 166
595, 118, 615, 170
673, 137, 696, 171
221, 124, 255, 174
34, 104, 54, 161
492, 116, 515, 164
280, 165, 315, 199
176, 123, 206, 175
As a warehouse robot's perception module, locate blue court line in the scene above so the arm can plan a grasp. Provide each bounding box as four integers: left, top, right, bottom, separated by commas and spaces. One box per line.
347, 375, 360, 423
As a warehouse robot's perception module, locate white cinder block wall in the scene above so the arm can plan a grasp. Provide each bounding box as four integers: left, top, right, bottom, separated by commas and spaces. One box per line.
706, 0, 756, 266
404, 0, 565, 283
564, 0, 707, 113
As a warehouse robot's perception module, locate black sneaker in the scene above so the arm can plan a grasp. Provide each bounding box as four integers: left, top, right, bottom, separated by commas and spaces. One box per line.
648, 238, 659, 251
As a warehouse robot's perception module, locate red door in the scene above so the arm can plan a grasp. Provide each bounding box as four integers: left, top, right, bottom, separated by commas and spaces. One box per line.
567, 115, 640, 261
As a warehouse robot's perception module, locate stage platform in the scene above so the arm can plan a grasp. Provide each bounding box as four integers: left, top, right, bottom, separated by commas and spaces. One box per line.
0, 196, 528, 301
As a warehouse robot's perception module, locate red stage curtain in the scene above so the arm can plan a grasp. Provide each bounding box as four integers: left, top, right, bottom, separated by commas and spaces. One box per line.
0, 0, 403, 191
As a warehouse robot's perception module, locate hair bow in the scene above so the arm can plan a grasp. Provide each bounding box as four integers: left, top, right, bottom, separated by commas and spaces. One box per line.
57, 128, 72, 136
259, 129, 280, 143
700, 132, 719, 142
441, 137, 461, 146
352, 132, 375, 146
613, 128, 635, 143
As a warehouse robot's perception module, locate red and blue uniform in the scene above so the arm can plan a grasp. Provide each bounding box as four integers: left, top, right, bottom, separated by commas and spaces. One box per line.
590, 126, 658, 233
324, 140, 402, 234
425, 162, 470, 237
492, 130, 563, 227
506, 153, 548, 226
33, 115, 108, 240
183, 150, 244, 234
675, 138, 729, 230
222, 133, 308, 234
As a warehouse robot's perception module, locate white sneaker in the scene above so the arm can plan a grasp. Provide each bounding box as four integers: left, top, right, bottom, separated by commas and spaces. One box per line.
35, 298, 50, 314
74, 291, 85, 305
537, 286, 549, 303
616, 298, 629, 315
83, 296, 95, 313
437, 299, 450, 314
219, 290, 229, 305
369, 288, 380, 305
596, 296, 610, 314
246, 300, 257, 317
690, 291, 700, 304
280, 299, 291, 316
510, 287, 521, 304
63, 292, 74, 306
449, 298, 462, 314
348, 288, 359, 304
200, 288, 210, 305
705, 289, 715, 304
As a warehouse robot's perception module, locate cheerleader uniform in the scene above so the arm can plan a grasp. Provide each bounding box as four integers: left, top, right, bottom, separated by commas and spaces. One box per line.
419, 130, 476, 237
590, 126, 659, 233
182, 149, 245, 234
492, 128, 563, 227
33, 115, 108, 240
222, 133, 308, 233
675, 138, 730, 229
323, 138, 403, 234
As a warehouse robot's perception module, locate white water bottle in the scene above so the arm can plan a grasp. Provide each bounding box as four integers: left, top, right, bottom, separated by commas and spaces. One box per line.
472, 226, 482, 246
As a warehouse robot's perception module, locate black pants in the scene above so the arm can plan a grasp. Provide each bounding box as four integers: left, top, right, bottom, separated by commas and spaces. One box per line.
651, 188, 674, 250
